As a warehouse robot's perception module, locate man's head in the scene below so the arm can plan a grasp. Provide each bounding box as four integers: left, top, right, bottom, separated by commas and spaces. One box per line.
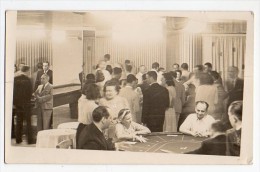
20, 65, 30, 76
227, 66, 239, 79
43, 61, 50, 71
37, 62, 43, 71
195, 101, 209, 120
18, 63, 25, 71
228, 101, 243, 129
139, 65, 147, 74
152, 62, 159, 70
113, 67, 123, 80
125, 60, 131, 65
92, 106, 112, 130
172, 63, 180, 71
175, 70, 182, 80
146, 71, 157, 84
40, 73, 49, 85
181, 63, 189, 71
126, 74, 138, 89
194, 65, 204, 73
104, 54, 110, 62
204, 62, 212, 73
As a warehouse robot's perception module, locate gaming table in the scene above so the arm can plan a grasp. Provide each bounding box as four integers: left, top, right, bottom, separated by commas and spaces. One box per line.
124, 132, 207, 153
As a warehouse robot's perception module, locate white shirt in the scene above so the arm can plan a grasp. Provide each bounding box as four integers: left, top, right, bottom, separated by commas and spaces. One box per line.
136, 72, 143, 84
179, 113, 215, 136
78, 95, 98, 124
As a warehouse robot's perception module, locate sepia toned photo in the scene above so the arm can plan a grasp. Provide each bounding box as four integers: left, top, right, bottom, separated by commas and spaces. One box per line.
4, 10, 254, 165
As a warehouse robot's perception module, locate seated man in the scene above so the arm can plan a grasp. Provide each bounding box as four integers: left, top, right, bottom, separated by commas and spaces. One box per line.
186, 120, 227, 155
226, 101, 243, 156
76, 106, 127, 150
179, 101, 215, 137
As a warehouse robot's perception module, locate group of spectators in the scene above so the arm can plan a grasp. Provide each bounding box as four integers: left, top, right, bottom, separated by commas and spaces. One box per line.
76, 54, 244, 156
12, 61, 53, 144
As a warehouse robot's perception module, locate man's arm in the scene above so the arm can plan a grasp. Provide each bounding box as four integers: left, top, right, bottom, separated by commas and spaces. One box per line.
37, 86, 53, 103
141, 91, 149, 124
179, 116, 195, 136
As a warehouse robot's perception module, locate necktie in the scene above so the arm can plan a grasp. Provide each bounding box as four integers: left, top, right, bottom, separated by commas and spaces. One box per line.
41, 84, 45, 93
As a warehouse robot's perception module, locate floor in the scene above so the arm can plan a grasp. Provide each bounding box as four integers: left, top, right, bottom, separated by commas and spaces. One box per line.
11, 104, 77, 147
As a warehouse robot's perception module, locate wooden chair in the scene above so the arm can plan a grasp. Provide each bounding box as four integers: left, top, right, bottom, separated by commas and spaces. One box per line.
56, 139, 73, 149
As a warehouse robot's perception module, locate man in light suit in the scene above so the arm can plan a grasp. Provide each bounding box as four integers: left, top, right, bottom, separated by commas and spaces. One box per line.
34, 74, 53, 131
34, 61, 53, 91
142, 71, 169, 132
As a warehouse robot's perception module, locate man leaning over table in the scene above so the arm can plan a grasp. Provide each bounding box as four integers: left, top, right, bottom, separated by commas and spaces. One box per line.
34, 73, 53, 131
179, 101, 215, 137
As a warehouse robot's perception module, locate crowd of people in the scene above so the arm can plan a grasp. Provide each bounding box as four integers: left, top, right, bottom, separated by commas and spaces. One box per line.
12, 53, 244, 156
12, 61, 53, 144
76, 54, 244, 156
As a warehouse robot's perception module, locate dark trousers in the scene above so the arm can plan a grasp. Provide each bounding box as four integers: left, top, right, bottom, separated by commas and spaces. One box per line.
15, 105, 33, 144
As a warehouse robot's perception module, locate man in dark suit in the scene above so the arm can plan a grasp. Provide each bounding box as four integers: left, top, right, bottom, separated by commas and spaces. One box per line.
225, 66, 244, 106
77, 106, 124, 150
34, 74, 53, 131
186, 120, 227, 155
13, 65, 34, 144
142, 71, 169, 132
34, 61, 53, 91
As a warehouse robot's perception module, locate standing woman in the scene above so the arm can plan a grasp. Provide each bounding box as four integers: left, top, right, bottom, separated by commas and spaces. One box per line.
161, 72, 177, 132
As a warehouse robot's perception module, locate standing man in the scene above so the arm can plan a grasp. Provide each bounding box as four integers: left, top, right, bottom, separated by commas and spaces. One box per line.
136, 65, 147, 84
34, 74, 53, 131
35, 61, 53, 91
13, 65, 34, 144
142, 71, 169, 132
119, 74, 140, 122
151, 62, 162, 85
180, 63, 190, 82
204, 62, 213, 73
172, 63, 180, 71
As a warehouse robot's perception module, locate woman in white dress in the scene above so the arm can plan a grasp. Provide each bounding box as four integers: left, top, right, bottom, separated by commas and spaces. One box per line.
114, 109, 151, 142
161, 72, 177, 132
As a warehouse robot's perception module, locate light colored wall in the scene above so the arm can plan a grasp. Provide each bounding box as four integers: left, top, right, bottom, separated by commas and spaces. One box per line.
53, 37, 83, 86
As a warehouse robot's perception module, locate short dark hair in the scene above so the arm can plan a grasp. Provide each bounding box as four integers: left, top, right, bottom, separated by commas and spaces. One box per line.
104, 54, 110, 60
196, 101, 209, 110
125, 60, 130, 64
142, 73, 147, 81
126, 74, 137, 83
211, 120, 227, 133
21, 65, 30, 72
125, 64, 133, 73
162, 72, 175, 87
113, 67, 122, 75
195, 65, 204, 71
181, 63, 189, 70
106, 65, 113, 74
204, 62, 212, 69
147, 71, 157, 80
37, 62, 43, 69
43, 61, 50, 66
103, 80, 121, 93
228, 101, 243, 121
86, 73, 95, 81
95, 70, 105, 83
92, 106, 110, 122
82, 83, 101, 99
152, 62, 159, 69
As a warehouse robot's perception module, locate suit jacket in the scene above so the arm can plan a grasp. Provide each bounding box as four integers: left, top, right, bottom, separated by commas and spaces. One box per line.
186, 134, 227, 155
76, 123, 115, 150
225, 78, 244, 105
226, 128, 241, 156
173, 79, 185, 114
142, 83, 169, 128
34, 82, 53, 109
13, 74, 32, 107
35, 70, 53, 91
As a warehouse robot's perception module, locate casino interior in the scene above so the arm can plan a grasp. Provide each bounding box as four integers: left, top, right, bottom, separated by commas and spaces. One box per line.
7, 11, 247, 153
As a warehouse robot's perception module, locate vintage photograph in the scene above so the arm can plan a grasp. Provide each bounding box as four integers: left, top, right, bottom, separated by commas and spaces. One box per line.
4, 10, 253, 164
